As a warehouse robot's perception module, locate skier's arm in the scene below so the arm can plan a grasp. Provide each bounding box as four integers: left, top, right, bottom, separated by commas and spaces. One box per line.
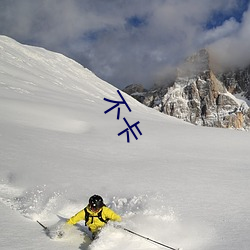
104, 207, 122, 222
67, 209, 85, 225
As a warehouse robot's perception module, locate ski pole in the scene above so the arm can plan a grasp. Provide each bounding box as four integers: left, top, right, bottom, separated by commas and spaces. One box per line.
122, 227, 180, 250
37, 220, 48, 231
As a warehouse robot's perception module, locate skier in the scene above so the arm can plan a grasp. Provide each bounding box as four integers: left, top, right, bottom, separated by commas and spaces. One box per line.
66, 194, 121, 239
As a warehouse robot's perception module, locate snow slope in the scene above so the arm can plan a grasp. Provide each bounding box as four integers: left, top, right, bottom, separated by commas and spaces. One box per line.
0, 35, 250, 250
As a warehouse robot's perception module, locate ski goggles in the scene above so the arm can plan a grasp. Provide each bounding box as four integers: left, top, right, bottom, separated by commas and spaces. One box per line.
89, 204, 101, 212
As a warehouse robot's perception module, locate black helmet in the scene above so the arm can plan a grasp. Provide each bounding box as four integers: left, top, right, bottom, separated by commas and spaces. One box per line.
89, 195, 104, 210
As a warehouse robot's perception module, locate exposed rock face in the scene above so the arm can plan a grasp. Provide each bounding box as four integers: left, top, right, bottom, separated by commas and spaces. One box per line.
217, 66, 250, 99
123, 49, 250, 130
123, 84, 147, 103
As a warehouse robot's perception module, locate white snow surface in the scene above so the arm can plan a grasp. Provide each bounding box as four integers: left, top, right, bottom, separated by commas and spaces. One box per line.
0, 35, 250, 250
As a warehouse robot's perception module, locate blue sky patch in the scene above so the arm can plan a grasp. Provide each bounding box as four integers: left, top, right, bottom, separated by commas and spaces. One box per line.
206, 0, 249, 29
126, 15, 147, 28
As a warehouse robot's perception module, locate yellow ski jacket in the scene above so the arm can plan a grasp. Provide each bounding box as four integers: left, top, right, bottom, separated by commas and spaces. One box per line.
67, 206, 121, 233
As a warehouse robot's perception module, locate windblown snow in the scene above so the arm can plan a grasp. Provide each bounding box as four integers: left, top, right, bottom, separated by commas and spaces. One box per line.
0, 36, 250, 250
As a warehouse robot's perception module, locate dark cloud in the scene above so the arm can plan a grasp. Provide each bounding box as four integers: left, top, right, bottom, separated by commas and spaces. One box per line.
0, 0, 249, 89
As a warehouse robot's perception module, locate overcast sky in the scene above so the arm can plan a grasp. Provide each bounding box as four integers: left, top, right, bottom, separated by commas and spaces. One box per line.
0, 0, 249, 89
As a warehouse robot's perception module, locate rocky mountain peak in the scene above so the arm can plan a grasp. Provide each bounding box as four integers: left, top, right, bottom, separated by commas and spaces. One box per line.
123, 49, 250, 130
177, 48, 210, 78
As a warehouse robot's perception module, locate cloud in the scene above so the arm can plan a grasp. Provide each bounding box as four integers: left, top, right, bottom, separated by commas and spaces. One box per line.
209, 4, 250, 68
0, 0, 249, 88
200, 18, 240, 45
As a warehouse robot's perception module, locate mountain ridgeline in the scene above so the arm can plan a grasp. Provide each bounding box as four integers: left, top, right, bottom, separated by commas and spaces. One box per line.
123, 49, 250, 130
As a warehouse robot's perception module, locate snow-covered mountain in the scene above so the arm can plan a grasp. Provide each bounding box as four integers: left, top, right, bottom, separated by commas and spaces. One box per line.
124, 49, 250, 130
0, 36, 250, 250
